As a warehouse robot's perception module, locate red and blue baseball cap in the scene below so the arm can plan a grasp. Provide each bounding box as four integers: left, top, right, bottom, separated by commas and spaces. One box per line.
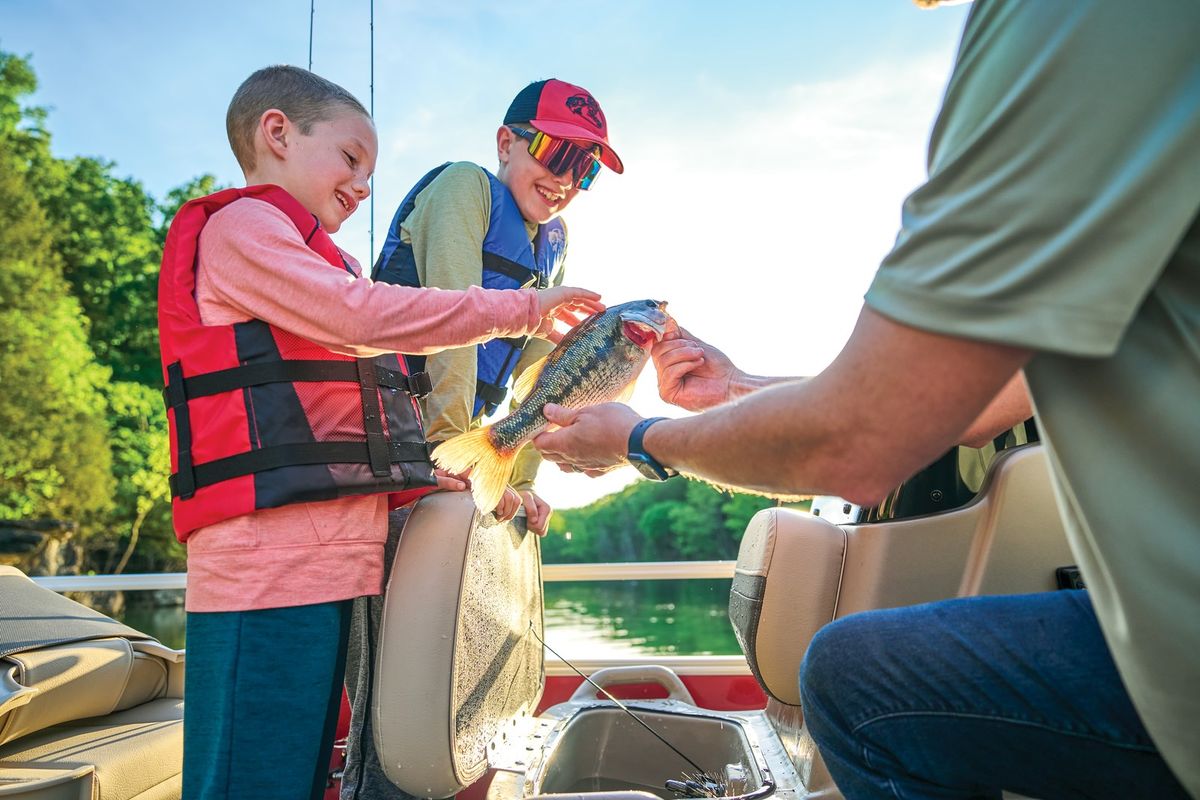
504, 79, 624, 174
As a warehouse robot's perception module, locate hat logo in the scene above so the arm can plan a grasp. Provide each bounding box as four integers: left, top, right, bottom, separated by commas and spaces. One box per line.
565, 93, 605, 130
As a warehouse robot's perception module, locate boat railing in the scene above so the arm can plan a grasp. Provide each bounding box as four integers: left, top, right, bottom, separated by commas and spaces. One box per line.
32, 561, 750, 675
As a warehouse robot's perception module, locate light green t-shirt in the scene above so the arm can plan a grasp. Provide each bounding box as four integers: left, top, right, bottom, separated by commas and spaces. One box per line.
865, 1, 1200, 791
401, 161, 563, 491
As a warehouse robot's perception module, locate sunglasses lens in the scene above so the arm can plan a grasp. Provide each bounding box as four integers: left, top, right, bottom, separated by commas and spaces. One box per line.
527, 130, 602, 190
576, 158, 602, 190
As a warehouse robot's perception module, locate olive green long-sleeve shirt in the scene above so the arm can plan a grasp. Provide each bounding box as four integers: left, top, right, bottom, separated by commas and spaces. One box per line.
400, 161, 564, 491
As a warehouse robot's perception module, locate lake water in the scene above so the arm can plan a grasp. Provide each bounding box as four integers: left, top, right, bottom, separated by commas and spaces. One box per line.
117, 578, 741, 658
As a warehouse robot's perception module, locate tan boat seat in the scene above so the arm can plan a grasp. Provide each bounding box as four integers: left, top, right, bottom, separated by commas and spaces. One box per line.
0, 567, 184, 799
731, 443, 1072, 706
0, 698, 182, 799
730, 443, 1070, 800
371, 492, 544, 798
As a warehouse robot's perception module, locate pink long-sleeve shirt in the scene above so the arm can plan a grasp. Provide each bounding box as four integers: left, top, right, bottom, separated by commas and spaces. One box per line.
183, 197, 541, 612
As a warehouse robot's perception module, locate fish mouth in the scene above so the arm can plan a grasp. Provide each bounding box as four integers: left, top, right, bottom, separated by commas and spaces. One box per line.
619, 301, 670, 348
622, 320, 662, 348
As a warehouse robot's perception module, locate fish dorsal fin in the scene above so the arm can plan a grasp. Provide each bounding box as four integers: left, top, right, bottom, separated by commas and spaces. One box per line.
512, 355, 549, 404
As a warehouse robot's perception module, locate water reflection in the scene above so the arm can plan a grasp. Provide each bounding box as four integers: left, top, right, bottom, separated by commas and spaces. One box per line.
118, 591, 186, 649
543, 579, 738, 658
115, 580, 740, 658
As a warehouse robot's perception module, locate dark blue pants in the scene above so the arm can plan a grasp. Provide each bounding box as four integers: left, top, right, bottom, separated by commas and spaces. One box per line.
183, 601, 352, 800
800, 591, 1188, 799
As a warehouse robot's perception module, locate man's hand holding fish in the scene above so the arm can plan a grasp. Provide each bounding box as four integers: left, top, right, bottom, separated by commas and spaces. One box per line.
653, 326, 794, 412
535, 402, 649, 473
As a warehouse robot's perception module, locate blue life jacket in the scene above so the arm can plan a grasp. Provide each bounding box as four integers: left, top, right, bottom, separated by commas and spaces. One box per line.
373, 163, 567, 417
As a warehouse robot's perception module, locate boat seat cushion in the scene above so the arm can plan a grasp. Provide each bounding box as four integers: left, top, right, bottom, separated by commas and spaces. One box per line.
0, 639, 175, 749
730, 509, 846, 706
0, 697, 182, 800
730, 444, 1074, 707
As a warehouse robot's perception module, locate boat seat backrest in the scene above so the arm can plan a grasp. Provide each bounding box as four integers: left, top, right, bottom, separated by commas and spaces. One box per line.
371, 492, 545, 799
0, 566, 184, 798
731, 443, 1073, 706
0, 567, 184, 749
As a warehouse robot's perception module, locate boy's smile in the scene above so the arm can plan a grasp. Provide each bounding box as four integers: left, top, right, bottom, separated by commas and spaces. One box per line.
254, 108, 378, 234
497, 126, 581, 225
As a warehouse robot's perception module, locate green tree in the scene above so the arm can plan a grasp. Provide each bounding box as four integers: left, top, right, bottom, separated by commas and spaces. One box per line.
104, 382, 180, 573
667, 482, 728, 559
31, 156, 162, 384
155, 173, 222, 246
720, 493, 776, 543
0, 52, 114, 524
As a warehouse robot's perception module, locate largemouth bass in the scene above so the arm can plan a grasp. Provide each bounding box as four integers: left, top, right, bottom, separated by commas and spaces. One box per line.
434, 299, 671, 514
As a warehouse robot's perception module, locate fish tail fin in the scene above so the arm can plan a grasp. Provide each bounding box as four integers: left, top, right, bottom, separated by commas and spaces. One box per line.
432, 427, 517, 515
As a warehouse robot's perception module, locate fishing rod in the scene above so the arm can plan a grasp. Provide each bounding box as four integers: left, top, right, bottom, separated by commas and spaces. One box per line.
307, 0, 314, 71
307, 0, 377, 258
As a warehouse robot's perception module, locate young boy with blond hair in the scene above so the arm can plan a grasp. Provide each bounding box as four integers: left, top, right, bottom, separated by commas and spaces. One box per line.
157, 65, 601, 800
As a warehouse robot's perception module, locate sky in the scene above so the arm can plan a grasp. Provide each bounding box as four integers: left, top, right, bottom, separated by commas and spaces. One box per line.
2, 1, 972, 510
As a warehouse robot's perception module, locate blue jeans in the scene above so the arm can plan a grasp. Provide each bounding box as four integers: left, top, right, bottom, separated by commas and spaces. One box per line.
184, 601, 352, 800
800, 591, 1189, 799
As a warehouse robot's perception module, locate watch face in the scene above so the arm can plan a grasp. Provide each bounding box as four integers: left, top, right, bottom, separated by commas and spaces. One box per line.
630, 453, 667, 481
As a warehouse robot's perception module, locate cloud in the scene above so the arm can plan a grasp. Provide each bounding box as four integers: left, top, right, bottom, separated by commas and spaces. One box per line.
534, 56, 957, 509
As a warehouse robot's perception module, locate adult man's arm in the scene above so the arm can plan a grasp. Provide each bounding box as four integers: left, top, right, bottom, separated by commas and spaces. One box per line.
652, 321, 1033, 452
957, 373, 1032, 449
535, 305, 1031, 506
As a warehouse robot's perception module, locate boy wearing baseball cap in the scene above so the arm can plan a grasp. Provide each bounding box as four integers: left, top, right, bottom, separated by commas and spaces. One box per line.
374, 78, 624, 534
341, 79, 622, 799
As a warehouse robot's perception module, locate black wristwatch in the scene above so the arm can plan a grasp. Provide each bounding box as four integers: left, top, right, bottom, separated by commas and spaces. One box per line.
627, 417, 678, 481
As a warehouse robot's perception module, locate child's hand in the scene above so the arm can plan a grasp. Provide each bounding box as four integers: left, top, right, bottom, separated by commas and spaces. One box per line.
519, 490, 552, 536
494, 486, 523, 522
535, 286, 604, 344
434, 468, 470, 493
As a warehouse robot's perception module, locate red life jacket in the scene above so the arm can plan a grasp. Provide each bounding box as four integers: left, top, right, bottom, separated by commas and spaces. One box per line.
158, 185, 436, 540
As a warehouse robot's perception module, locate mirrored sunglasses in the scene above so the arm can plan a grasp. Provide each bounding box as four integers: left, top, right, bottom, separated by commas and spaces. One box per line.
510, 127, 603, 190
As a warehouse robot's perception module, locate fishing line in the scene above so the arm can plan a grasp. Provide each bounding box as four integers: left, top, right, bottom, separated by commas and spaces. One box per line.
527, 622, 721, 790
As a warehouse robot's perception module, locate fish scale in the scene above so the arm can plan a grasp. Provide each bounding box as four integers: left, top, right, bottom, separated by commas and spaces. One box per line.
491, 319, 649, 451
433, 299, 671, 514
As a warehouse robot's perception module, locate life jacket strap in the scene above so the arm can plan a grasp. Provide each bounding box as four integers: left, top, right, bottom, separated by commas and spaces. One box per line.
167, 440, 435, 498
356, 357, 392, 477
164, 361, 197, 499
481, 252, 545, 288
475, 379, 510, 416
163, 360, 432, 401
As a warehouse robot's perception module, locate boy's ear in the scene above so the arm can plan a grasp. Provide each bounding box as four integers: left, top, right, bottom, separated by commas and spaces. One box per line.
496, 125, 516, 164
259, 109, 292, 160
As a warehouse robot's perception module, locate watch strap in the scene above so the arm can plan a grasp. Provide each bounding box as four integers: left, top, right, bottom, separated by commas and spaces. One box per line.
627, 417, 678, 479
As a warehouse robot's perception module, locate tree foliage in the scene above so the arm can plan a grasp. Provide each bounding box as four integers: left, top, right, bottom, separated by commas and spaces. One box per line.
1, 50, 220, 572
543, 478, 797, 564
34, 157, 163, 384
0, 53, 114, 525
